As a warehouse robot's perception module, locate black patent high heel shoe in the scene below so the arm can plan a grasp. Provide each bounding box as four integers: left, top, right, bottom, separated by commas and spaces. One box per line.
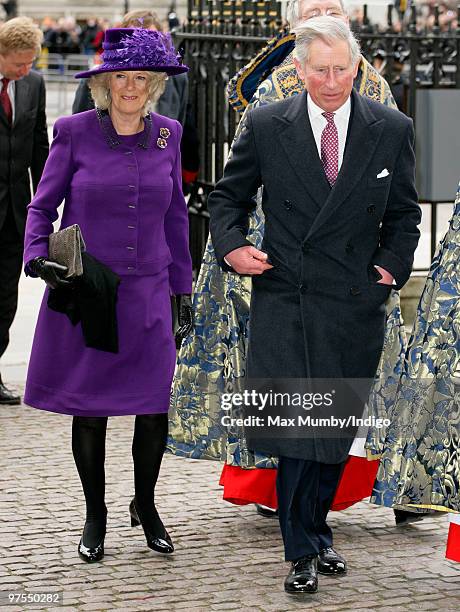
78, 538, 105, 563
77, 519, 106, 563
129, 498, 174, 554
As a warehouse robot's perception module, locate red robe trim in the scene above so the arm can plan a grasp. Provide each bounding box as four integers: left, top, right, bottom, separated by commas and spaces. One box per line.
446, 522, 460, 562
220, 456, 379, 511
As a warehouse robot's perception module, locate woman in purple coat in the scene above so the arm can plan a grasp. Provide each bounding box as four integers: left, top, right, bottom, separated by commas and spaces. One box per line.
23, 28, 193, 562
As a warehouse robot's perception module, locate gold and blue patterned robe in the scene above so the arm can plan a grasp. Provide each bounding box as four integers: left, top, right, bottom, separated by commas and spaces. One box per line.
167, 33, 406, 469
371, 185, 460, 513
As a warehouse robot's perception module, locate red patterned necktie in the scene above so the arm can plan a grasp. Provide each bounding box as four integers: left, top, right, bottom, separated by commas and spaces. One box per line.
0, 78, 12, 125
321, 111, 339, 186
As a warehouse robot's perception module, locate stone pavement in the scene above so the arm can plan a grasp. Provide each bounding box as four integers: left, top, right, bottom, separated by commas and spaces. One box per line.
0, 398, 459, 612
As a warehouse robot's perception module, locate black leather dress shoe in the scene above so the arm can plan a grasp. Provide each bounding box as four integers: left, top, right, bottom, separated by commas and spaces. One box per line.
0, 382, 20, 405
255, 504, 278, 518
129, 498, 174, 554
317, 547, 347, 575
284, 555, 318, 594
394, 509, 424, 525
78, 538, 104, 563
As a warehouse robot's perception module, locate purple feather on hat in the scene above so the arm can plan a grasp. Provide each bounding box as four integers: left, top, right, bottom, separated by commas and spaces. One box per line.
104, 30, 181, 68
74, 27, 188, 79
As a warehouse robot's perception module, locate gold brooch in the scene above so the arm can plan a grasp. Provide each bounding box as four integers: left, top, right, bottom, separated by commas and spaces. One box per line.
157, 137, 167, 149
159, 127, 170, 139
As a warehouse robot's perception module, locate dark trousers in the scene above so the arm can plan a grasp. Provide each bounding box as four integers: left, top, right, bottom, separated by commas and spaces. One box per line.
277, 456, 345, 561
0, 205, 23, 362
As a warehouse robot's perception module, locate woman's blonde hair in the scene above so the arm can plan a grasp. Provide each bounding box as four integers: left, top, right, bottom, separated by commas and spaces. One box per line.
89, 71, 167, 114
0, 16, 43, 56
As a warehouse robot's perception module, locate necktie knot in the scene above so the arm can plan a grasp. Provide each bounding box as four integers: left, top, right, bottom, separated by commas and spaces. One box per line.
1, 77, 10, 90
322, 111, 335, 125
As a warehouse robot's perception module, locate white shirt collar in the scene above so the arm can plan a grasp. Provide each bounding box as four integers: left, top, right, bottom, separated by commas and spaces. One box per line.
0, 72, 14, 84
307, 94, 351, 123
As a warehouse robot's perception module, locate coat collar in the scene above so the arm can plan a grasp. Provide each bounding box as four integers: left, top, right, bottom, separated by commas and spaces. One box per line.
0, 76, 29, 129
273, 89, 385, 233
273, 90, 331, 210
12, 77, 29, 129
96, 108, 153, 149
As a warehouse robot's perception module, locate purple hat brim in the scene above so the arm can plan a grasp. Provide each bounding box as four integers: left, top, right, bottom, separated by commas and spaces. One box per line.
75, 64, 188, 79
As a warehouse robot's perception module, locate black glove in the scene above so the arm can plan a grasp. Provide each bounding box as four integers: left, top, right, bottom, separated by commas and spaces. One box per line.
174, 294, 193, 348
29, 257, 71, 289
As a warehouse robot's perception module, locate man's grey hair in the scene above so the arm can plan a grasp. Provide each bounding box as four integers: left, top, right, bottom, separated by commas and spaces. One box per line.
286, 0, 346, 28
293, 17, 361, 67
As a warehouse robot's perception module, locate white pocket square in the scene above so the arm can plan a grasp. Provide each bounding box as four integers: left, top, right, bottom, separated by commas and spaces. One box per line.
376, 168, 390, 179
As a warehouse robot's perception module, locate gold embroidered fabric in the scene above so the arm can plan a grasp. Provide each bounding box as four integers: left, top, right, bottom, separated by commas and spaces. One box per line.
371, 187, 460, 513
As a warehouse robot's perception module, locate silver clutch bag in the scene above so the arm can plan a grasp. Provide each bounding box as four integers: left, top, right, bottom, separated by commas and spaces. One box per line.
48, 224, 86, 278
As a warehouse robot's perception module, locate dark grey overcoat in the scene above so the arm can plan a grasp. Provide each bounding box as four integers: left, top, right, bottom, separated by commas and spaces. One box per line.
208, 90, 421, 463
0, 70, 49, 235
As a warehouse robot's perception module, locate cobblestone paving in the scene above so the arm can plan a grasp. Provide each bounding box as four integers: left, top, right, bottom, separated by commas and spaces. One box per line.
0, 399, 459, 612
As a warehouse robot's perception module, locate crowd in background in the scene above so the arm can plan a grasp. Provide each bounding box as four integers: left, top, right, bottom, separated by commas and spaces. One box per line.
349, 0, 458, 32
0, 12, 180, 57
39, 12, 180, 57
33, 2, 458, 49
0, 1, 458, 58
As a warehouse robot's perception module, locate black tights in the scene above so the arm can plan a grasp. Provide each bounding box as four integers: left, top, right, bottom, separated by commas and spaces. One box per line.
72, 413, 168, 547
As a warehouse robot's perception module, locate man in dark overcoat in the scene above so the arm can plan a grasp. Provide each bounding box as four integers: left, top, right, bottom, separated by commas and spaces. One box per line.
208, 17, 421, 594
0, 17, 49, 404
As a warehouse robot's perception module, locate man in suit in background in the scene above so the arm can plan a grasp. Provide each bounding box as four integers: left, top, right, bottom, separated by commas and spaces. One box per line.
0, 17, 49, 404
208, 17, 420, 594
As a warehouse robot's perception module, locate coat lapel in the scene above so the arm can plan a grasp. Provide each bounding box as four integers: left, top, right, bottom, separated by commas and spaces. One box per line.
0, 80, 11, 127
12, 78, 29, 129
306, 90, 385, 238
273, 90, 331, 209
0, 104, 9, 127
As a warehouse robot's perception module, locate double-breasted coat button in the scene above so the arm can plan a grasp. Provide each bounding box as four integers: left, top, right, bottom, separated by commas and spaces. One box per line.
350, 286, 361, 296
126, 246, 134, 251
345, 242, 354, 253
284, 199, 292, 210
300, 284, 308, 295
367, 205, 376, 213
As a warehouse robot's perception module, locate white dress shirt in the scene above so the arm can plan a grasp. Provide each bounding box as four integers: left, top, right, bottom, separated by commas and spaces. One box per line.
0, 72, 16, 122
307, 94, 351, 171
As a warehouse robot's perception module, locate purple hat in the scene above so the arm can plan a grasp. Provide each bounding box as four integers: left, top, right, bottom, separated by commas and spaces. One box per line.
74, 28, 188, 79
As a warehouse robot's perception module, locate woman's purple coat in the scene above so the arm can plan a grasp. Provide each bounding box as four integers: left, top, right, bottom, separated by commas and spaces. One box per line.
23, 110, 193, 416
